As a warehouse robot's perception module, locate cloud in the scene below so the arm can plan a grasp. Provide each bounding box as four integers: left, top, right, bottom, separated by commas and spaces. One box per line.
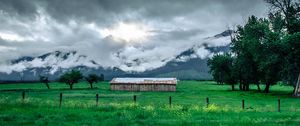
0, 0, 268, 73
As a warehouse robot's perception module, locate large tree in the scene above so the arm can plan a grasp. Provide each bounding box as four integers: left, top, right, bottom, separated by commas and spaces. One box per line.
231, 16, 264, 91
231, 15, 285, 92
59, 70, 83, 89
208, 53, 237, 90
259, 31, 283, 93
281, 33, 300, 93
266, 0, 300, 93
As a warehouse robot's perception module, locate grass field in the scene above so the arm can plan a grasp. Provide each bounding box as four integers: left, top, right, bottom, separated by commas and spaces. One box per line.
0, 81, 300, 126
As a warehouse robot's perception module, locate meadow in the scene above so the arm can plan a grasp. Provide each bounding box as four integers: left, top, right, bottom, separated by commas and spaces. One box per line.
0, 81, 300, 126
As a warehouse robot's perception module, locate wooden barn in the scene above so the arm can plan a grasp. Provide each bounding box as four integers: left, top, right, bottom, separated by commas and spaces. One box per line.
110, 78, 177, 92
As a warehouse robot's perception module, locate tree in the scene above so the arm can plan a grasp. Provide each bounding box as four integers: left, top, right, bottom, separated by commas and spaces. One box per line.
266, 0, 300, 93
208, 53, 237, 90
39, 75, 50, 89
231, 16, 265, 91
59, 70, 83, 89
281, 33, 300, 93
85, 74, 99, 89
259, 31, 283, 93
231, 15, 285, 93
208, 54, 225, 85
265, 0, 300, 34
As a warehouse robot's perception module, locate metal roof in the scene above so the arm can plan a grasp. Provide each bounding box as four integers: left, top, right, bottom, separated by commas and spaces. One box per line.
110, 78, 177, 85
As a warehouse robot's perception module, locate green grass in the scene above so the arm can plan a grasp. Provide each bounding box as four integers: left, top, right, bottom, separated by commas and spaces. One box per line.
0, 81, 299, 125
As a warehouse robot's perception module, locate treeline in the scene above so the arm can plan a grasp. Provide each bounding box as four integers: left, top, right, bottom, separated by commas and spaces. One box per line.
208, 0, 300, 94
39, 70, 105, 90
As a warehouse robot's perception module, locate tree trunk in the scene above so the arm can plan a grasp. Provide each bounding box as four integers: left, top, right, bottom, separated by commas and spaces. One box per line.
89, 82, 93, 89
242, 84, 246, 91
45, 82, 50, 89
239, 83, 242, 90
231, 84, 235, 91
256, 84, 261, 92
294, 73, 300, 96
69, 83, 73, 90
293, 86, 296, 94
263, 83, 270, 93
246, 84, 250, 91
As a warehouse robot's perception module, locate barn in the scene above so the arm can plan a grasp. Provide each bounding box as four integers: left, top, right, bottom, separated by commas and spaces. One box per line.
110, 78, 177, 92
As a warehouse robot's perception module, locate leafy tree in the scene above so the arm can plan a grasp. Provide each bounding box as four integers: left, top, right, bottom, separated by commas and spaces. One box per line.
231, 15, 285, 92
259, 31, 283, 93
281, 33, 300, 93
208, 53, 237, 90
59, 70, 83, 89
208, 54, 225, 85
265, 0, 300, 34
231, 16, 265, 91
214, 0, 300, 94
39, 75, 50, 89
85, 74, 99, 89
266, 0, 300, 93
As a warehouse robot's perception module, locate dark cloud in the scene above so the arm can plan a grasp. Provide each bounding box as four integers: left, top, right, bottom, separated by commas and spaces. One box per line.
0, 0, 266, 23
41, 0, 266, 22
0, 0, 268, 72
0, 0, 38, 20
153, 29, 204, 41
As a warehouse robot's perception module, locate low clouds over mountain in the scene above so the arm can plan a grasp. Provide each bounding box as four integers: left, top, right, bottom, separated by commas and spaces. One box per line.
0, 0, 267, 74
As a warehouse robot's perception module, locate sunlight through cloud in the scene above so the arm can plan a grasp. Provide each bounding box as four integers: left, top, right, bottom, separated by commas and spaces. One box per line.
100, 22, 151, 43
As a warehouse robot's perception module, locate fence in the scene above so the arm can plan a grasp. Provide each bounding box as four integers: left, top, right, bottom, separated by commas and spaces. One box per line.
16, 91, 287, 112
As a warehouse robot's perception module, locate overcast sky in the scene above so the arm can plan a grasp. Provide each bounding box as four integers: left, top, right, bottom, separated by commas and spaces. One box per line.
0, 0, 268, 73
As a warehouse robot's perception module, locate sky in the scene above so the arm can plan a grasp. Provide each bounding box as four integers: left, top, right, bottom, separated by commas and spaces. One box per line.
0, 0, 268, 73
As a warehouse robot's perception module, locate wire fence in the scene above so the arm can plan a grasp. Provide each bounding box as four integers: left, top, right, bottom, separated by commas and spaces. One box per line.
1, 90, 299, 113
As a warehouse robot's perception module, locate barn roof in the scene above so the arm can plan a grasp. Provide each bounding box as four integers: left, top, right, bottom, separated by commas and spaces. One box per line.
110, 78, 177, 85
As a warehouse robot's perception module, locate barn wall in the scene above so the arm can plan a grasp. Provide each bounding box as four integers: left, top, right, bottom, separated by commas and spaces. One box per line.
110, 83, 176, 92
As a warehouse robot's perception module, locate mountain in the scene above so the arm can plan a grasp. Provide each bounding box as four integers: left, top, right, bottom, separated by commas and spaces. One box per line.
141, 43, 230, 80
0, 51, 129, 81
213, 30, 234, 38
0, 30, 231, 81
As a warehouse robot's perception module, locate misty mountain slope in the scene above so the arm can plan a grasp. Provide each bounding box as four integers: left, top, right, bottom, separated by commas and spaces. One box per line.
140, 30, 232, 80
146, 58, 211, 80
142, 44, 230, 80
0, 51, 127, 81
0, 30, 231, 81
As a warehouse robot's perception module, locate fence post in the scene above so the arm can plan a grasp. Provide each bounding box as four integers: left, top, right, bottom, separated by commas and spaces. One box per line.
278, 98, 280, 112
242, 99, 245, 110
59, 93, 63, 108
169, 96, 172, 107
96, 93, 99, 106
206, 97, 209, 108
133, 95, 136, 103
22, 91, 25, 100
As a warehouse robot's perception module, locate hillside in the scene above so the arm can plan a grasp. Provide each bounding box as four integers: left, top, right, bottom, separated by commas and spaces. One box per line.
0, 30, 232, 81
